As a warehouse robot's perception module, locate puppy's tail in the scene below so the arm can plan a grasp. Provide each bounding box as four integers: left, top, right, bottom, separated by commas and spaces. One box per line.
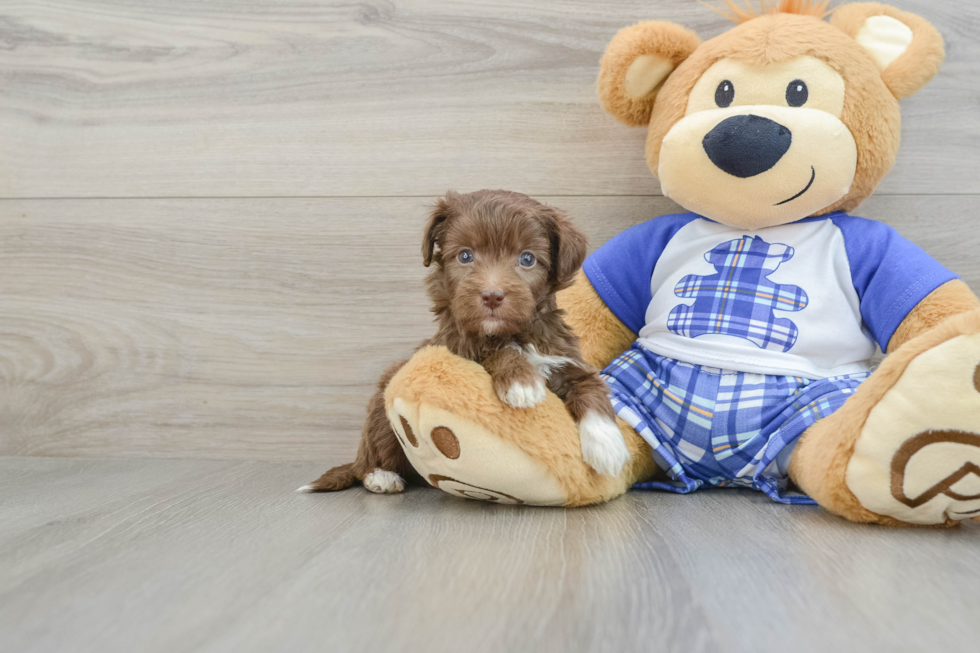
296, 463, 357, 493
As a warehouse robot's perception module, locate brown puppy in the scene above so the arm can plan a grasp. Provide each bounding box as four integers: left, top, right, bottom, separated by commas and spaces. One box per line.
299, 190, 629, 495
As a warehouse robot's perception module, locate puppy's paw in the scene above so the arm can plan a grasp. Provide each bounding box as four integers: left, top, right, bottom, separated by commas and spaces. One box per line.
500, 376, 547, 409
362, 469, 405, 494
579, 412, 630, 477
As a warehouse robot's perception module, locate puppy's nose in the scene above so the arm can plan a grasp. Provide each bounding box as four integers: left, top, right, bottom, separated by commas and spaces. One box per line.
702, 115, 792, 178
481, 290, 505, 310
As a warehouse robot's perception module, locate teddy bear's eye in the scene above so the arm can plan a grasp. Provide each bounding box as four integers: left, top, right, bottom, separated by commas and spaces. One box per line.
786, 79, 809, 107
715, 80, 735, 108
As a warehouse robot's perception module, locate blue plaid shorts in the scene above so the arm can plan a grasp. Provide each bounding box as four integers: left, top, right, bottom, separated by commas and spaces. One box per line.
601, 344, 870, 504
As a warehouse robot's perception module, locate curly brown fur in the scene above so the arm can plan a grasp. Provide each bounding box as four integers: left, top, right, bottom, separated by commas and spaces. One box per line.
303, 189, 615, 493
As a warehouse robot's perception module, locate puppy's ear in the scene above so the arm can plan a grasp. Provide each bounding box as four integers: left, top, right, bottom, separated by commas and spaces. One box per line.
597, 21, 701, 127
422, 193, 457, 267
540, 206, 588, 288
831, 3, 945, 99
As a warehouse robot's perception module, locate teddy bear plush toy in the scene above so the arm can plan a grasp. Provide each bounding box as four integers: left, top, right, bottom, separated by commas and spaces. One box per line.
383, 0, 980, 527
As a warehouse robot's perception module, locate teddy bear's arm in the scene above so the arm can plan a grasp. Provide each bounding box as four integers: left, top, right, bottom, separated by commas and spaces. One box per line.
557, 270, 637, 370
886, 279, 980, 353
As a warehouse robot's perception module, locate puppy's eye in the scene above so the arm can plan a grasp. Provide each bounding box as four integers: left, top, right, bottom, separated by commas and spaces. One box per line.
519, 251, 536, 269
715, 80, 734, 108
786, 79, 808, 107
457, 249, 474, 264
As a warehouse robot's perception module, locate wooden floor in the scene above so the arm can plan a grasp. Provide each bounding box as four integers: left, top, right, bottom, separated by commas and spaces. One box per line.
1, 456, 978, 653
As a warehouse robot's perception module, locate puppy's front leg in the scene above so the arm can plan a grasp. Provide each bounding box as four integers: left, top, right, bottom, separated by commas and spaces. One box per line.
554, 364, 630, 477
484, 348, 547, 409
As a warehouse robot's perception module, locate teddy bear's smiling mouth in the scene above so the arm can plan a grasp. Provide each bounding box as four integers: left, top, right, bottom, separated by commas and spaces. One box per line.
774, 166, 817, 206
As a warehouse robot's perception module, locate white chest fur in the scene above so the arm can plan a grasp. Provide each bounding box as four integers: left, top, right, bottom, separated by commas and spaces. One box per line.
507, 343, 578, 380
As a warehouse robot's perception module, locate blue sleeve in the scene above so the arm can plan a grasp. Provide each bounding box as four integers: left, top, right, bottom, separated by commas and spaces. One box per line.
832, 215, 959, 351
583, 213, 698, 334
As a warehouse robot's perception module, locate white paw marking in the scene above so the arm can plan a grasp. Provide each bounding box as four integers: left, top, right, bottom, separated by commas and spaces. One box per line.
502, 378, 547, 409
295, 484, 315, 493
579, 412, 630, 477
507, 343, 578, 380
363, 469, 405, 494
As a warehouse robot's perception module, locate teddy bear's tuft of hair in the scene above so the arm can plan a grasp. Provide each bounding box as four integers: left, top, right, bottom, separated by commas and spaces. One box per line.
710, 0, 833, 24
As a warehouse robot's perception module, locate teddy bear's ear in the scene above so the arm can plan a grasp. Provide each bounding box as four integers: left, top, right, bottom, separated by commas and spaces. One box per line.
831, 3, 945, 99
597, 21, 701, 127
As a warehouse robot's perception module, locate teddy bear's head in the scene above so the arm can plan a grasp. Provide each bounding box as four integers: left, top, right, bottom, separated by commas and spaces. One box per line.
598, 1, 945, 229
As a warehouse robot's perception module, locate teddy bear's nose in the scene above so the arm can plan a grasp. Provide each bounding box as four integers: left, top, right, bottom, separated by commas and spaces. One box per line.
702, 115, 792, 178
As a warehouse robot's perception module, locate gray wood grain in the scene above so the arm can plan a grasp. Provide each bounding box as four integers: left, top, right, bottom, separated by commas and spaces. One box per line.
0, 457, 977, 653
1, 0, 978, 198
1, 194, 977, 460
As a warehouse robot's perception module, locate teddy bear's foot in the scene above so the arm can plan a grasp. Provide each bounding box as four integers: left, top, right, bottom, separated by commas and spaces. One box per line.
383, 346, 659, 507
387, 400, 568, 505
792, 312, 980, 527
846, 330, 980, 525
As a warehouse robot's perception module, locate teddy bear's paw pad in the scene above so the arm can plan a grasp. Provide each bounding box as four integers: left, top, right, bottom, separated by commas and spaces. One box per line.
847, 333, 980, 525
387, 397, 568, 506
396, 415, 418, 448
428, 475, 524, 504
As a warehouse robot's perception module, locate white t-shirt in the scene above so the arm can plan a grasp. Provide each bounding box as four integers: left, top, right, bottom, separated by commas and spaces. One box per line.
584, 213, 957, 379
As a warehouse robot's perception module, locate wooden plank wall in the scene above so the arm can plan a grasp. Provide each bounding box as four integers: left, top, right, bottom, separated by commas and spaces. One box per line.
1, 1, 978, 461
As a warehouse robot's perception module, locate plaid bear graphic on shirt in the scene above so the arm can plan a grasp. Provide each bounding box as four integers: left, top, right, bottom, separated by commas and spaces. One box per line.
667, 235, 808, 352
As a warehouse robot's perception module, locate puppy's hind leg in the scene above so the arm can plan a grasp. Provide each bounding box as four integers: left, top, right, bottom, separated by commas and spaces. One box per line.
298, 359, 416, 494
